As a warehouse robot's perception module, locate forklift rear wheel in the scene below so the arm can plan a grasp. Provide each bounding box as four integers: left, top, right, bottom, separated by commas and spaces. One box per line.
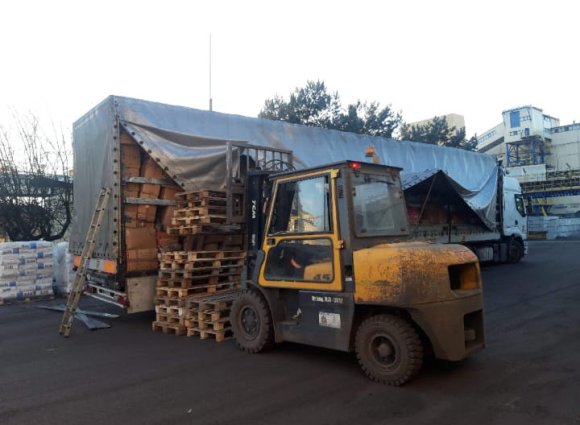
355, 314, 423, 386
230, 290, 274, 353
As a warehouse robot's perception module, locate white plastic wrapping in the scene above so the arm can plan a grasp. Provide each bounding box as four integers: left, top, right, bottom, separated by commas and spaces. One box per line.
0, 241, 54, 300
52, 242, 74, 294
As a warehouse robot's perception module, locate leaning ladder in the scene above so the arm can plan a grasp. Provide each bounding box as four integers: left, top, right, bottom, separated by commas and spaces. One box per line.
59, 187, 111, 337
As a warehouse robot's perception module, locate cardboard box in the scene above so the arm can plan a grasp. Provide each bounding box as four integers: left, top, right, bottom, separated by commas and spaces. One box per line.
123, 166, 140, 178
120, 132, 136, 145
160, 186, 182, 200
125, 227, 156, 250
124, 183, 140, 199
126, 248, 158, 272
124, 205, 142, 228
142, 157, 165, 179
157, 232, 181, 252
121, 145, 141, 169
140, 184, 161, 199
159, 206, 176, 230
137, 204, 157, 223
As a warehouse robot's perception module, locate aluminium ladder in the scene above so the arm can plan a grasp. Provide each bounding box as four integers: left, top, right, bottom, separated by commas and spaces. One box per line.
59, 187, 111, 337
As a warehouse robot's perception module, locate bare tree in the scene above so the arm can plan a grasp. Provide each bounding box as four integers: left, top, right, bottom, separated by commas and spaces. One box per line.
0, 111, 72, 241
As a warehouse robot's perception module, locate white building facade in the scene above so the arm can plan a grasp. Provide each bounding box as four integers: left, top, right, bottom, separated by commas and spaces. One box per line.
477, 106, 580, 217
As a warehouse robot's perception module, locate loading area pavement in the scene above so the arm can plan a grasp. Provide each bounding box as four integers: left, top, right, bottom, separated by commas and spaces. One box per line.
1, 240, 579, 425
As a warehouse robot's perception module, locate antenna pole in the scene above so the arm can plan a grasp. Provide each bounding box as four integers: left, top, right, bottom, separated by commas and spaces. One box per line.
209, 34, 213, 111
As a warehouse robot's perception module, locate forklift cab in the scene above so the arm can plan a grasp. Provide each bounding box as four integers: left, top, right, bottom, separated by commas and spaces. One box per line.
243, 161, 409, 351
259, 161, 408, 291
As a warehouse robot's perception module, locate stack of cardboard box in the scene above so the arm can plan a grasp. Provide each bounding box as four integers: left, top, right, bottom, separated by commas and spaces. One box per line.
120, 132, 181, 273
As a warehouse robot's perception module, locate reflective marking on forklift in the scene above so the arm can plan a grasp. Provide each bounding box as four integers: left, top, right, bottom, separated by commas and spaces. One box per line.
311, 295, 344, 304
319, 312, 341, 329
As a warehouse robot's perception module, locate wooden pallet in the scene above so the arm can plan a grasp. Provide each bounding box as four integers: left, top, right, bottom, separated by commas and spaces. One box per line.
175, 190, 226, 202
152, 321, 186, 336
156, 281, 239, 299
157, 273, 241, 289
171, 214, 228, 226
155, 312, 184, 325
182, 233, 244, 252
154, 304, 184, 317
160, 250, 244, 263
167, 224, 241, 236
174, 206, 226, 218
159, 256, 244, 272
185, 289, 240, 311
186, 327, 232, 342
155, 296, 187, 307
176, 199, 228, 210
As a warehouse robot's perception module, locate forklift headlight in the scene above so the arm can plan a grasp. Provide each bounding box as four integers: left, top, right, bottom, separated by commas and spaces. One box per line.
448, 263, 480, 291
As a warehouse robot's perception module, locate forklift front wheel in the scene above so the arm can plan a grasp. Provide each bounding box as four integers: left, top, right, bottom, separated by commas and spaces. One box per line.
355, 314, 423, 386
230, 290, 274, 353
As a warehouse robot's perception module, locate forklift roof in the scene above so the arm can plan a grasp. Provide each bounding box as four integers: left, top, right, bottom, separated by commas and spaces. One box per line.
269, 160, 403, 179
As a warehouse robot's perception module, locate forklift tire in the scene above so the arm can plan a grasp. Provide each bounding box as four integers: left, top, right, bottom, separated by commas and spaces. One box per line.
230, 290, 274, 353
355, 314, 423, 386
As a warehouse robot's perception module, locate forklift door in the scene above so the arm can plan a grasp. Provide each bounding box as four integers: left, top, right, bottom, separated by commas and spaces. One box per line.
259, 169, 343, 291
258, 168, 352, 351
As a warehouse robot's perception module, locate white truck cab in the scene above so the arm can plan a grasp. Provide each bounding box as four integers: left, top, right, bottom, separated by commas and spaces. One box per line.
502, 176, 528, 258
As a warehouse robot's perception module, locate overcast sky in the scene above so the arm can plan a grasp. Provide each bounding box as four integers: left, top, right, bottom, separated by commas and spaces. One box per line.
1, 0, 578, 138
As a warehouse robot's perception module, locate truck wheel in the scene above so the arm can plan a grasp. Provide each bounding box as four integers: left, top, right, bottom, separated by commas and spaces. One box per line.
508, 238, 524, 263
355, 314, 423, 386
230, 290, 274, 353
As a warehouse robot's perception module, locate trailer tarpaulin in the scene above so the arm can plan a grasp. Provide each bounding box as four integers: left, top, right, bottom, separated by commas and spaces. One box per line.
71, 96, 499, 257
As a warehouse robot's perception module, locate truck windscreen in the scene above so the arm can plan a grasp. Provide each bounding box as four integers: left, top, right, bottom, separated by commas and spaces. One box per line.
351, 171, 409, 237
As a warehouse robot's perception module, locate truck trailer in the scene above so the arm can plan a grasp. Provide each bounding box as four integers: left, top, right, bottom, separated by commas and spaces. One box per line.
71, 95, 524, 313
403, 167, 527, 263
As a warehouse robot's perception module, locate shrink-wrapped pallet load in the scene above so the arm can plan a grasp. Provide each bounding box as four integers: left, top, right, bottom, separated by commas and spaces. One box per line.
0, 241, 54, 301
53, 242, 75, 294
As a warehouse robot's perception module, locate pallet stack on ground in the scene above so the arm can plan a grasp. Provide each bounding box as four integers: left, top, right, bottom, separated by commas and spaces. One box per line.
153, 189, 245, 338
152, 250, 244, 335
184, 290, 239, 341
152, 290, 239, 340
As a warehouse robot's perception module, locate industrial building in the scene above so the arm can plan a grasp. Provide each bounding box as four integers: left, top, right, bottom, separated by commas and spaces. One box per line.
477, 106, 580, 218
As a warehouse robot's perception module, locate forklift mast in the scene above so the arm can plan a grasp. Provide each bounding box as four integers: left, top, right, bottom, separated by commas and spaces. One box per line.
246, 170, 273, 254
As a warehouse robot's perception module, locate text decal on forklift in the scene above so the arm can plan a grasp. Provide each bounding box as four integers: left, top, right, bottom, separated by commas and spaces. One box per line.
311, 295, 344, 304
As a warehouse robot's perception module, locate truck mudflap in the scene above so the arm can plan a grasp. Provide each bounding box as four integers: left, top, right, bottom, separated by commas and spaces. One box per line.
409, 294, 485, 361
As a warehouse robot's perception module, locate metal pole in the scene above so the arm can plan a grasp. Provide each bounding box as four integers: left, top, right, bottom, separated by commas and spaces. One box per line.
209, 34, 213, 111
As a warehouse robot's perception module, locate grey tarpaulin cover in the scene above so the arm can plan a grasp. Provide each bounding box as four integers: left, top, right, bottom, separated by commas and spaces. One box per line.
71, 96, 498, 258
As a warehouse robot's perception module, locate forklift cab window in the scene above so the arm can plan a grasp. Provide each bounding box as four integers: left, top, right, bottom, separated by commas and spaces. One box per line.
268, 175, 331, 235
351, 171, 408, 237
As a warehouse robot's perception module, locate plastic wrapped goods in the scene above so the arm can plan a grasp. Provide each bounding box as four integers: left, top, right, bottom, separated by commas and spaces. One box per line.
52, 242, 74, 295
0, 241, 54, 301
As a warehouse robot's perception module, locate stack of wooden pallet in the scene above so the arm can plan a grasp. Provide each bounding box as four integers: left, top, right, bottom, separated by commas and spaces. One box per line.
152, 250, 244, 335
167, 190, 239, 236
152, 189, 245, 339
183, 290, 240, 342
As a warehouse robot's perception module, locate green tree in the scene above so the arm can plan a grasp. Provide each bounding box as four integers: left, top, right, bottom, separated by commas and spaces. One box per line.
400, 116, 478, 151
259, 80, 402, 138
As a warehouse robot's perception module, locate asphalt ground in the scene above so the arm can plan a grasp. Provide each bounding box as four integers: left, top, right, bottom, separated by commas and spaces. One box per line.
1, 240, 579, 425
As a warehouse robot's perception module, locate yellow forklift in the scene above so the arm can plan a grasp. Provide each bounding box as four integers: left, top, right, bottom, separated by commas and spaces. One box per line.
231, 161, 485, 385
